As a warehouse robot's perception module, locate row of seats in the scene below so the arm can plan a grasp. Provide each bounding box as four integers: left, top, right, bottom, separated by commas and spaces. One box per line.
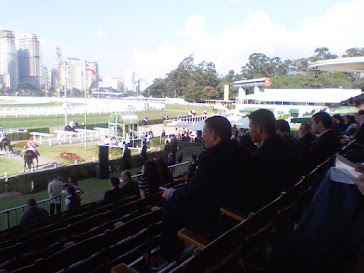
110, 141, 356, 272
0, 178, 187, 272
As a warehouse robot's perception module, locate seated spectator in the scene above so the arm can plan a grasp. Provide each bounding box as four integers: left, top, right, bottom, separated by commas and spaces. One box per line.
20, 199, 48, 225
297, 122, 316, 150
167, 152, 176, 166
119, 170, 139, 197
249, 109, 303, 209
332, 114, 346, 134
103, 177, 124, 203
65, 186, 81, 210
155, 158, 174, 185
354, 110, 364, 145
155, 116, 253, 267
309, 111, 341, 169
343, 115, 357, 138
238, 134, 256, 155
138, 160, 162, 199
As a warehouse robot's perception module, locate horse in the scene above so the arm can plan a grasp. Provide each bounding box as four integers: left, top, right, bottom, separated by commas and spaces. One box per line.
0, 138, 13, 153
23, 150, 38, 172
64, 125, 75, 132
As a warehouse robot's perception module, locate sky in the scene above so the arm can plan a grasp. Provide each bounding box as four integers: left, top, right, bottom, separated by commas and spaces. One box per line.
1, 0, 364, 82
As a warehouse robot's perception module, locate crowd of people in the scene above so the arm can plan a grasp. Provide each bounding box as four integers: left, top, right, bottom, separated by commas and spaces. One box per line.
16, 107, 364, 272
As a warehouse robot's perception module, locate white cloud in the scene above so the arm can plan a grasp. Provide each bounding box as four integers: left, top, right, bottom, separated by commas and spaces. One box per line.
95, 29, 107, 38
132, 0, 364, 80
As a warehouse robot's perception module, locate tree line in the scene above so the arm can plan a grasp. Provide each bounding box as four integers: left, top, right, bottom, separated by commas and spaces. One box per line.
145, 47, 364, 102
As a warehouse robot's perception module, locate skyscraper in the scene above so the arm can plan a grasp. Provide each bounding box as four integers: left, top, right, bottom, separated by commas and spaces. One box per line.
0, 30, 18, 90
17, 34, 40, 87
66, 58, 82, 91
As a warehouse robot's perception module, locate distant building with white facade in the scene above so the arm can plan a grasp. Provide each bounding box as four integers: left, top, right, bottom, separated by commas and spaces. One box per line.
235, 88, 362, 117
0, 30, 18, 89
66, 58, 82, 91
17, 33, 40, 87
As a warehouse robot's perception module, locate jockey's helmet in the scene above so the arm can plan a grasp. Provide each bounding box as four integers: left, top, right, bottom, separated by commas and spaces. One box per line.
29, 137, 33, 140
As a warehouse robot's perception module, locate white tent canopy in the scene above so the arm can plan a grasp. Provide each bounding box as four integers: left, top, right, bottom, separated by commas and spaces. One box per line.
232, 117, 250, 128
188, 120, 205, 131
167, 120, 190, 127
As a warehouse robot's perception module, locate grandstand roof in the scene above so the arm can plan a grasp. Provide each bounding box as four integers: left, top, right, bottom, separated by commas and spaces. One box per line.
308, 57, 364, 72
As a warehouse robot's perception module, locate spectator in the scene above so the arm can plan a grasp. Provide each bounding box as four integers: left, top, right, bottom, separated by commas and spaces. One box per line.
161, 129, 166, 138
164, 140, 172, 162
249, 109, 303, 209
170, 136, 178, 160
354, 109, 364, 145
48, 173, 63, 215
167, 152, 176, 166
65, 186, 81, 210
66, 176, 84, 195
138, 160, 162, 199
103, 177, 124, 203
155, 116, 253, 267
309, 111, 341, 168
297, 123, 316, 150
332, 114, 346, 133
186, 154, 197, 180
123, 144, 131, 170
140, 142, 147, 166
155, 158, 174, 185
120, 170, 139, 197
343, 115, 357, 138
177, 145, 183, 163
20, 199, 48, 225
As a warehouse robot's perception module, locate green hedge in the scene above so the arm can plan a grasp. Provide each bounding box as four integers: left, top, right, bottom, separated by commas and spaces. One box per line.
7, 127, 50, 141
0, 150, 165, 194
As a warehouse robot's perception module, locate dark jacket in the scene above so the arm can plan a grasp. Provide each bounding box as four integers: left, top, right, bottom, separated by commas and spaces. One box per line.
20, 207, 48, 225
253, 134, 303, 209
123, 147, 132, 170
67, 194, 81, 210
120, 180, 139, 197
171, 140, 253, 238
309, 129, 341, 169
104, 187, 124, 203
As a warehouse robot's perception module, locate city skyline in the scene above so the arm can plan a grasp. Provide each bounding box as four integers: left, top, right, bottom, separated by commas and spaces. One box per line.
1, 0, 364, 81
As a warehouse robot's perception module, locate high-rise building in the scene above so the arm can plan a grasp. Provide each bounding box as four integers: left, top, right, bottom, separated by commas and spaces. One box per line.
66, 58, 82, 91
40, 64, 49, 90
17, 34, 40, 86
0, 30, 18, 90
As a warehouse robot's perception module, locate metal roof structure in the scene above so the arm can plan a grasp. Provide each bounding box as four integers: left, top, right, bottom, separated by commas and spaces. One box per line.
308, 57, 364, 72
109, 112, 139, 125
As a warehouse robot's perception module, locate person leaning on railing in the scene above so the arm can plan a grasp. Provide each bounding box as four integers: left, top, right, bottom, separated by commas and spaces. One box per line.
20, 199, 48, 225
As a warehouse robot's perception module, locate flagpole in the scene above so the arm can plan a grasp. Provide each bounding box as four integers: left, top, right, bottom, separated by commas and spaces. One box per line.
84, 61, 87, 150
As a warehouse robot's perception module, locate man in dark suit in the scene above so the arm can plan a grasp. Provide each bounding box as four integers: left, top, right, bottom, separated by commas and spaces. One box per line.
120, 170, 139, 197
249, 109, 303, 209
298, 122, 316, 150
103, 177, 123, 203
157, 116, 253, 264
309, 111, 341, 169
354, 110, 364, 145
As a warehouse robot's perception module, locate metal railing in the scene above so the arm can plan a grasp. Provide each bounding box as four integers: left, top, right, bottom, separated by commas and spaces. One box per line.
0, 161, 189, 230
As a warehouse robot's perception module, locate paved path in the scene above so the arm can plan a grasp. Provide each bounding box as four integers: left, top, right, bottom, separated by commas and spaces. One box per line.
4, 151, 60, 172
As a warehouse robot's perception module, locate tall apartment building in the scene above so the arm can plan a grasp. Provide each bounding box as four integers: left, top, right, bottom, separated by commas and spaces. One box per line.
40, 64, 49, 90
66, 58, 82, 91
0, 30, 18, 90
17, 34, 40, 87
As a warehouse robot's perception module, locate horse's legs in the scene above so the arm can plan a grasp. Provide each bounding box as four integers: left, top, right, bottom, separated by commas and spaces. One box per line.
36, 156, 38, 169
24, 158, 26, 172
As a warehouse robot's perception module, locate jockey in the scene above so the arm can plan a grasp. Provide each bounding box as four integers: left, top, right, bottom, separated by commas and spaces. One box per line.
28, 137, 40, 156
0, 126, 7, 142
70, 120, 76, 128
